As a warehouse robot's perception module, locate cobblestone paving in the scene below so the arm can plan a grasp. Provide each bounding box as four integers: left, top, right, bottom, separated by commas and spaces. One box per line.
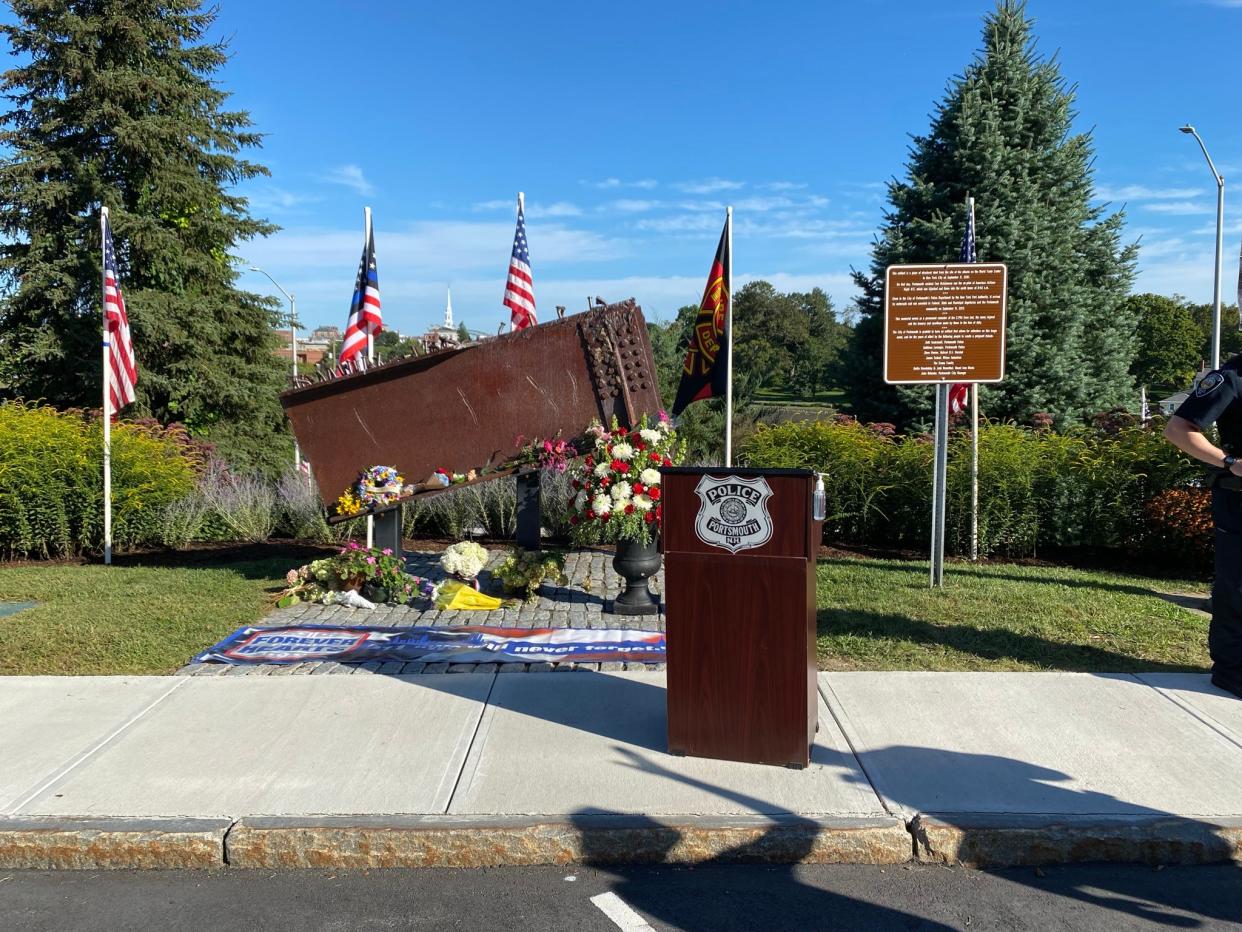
176, 549, 665, 677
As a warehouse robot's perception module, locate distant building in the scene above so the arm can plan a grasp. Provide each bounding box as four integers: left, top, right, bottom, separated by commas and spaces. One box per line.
1157, 366, 1211, 417
424, 287, 461, 347
273, 329, 329, 368
308, 325, 341, 345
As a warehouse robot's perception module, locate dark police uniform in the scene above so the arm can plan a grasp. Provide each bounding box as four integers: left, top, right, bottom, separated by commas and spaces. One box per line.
1174, 356, 1242, 694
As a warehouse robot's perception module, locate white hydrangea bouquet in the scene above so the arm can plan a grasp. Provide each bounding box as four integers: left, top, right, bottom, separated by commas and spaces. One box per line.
566, 412, 681, 547
440, 541, 489, 588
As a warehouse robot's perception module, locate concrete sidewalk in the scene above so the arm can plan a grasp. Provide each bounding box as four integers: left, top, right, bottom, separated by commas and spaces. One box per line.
2, 671, 1241, 870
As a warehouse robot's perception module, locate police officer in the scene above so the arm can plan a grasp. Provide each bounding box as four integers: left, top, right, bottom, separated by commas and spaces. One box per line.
1166, 360, 1242, 699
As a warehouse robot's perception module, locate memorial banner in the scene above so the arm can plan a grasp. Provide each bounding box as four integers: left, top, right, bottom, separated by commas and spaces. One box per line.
193, 624, 666, 665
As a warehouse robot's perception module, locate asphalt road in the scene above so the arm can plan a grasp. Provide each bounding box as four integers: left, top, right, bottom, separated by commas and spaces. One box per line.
3, 862, 1242, 931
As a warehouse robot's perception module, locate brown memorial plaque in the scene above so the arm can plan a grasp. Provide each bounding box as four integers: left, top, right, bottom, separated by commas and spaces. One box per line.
884, 263, 1007, 384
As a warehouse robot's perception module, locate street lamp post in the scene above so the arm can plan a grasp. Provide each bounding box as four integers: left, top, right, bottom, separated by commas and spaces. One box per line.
250, 266, 302, 471
1180, 124, 1226, 371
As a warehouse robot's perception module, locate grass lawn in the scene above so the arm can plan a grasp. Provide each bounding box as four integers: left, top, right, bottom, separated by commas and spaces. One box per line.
0, 547, 1214, 676
816, 557, 1211, 673
753, 386, 845, 408
0, 548, 300, 676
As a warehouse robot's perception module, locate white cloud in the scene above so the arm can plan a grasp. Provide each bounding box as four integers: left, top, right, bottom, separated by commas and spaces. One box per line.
1191, 218, 1242, 236
243, 187, 321, 212
759, 181, 807, 192
528, 201, 583, 218
1143, 201, 1216, 216
636, 214, 723, 234
1094, 184, 1202, 201
319, 164, 375, 197
580, 178, 658, 190
471, 199, 582, 218
734, 195, 799, 212
245, 220, 627, 275
607, 199, 662, 213
673, 178, 746, 194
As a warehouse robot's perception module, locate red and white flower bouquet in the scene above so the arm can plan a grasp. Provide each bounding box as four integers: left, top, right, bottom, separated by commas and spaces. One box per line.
567, 412, 682, 547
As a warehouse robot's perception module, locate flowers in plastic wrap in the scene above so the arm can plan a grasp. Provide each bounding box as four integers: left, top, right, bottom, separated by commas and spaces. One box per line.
566, 411, 681, 546
441, 541, 489, 581
432, 579, 505, 611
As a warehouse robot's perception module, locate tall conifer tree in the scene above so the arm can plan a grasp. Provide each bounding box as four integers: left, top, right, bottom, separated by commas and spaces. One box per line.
842, 1, 1137, 426
0, 0, 288, 471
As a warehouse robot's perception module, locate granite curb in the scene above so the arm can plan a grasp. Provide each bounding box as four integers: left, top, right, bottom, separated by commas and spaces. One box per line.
7, 813, 1242, 870
910, 813, 1242, 868
223, 814, 913, 869
0, 817, 231, 870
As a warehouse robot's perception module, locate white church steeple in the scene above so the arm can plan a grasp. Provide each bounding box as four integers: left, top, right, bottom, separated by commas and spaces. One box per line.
444, 286, 453, 329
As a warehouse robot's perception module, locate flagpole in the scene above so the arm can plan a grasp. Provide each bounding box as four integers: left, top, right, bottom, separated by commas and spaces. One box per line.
724, 206, 734, 467
970, 383, 979, 562
363, 205, 374, 550
513, 192, 525, 334
967, 196, 979, 563
101, 207, 113, 566
364, 206, 374, 369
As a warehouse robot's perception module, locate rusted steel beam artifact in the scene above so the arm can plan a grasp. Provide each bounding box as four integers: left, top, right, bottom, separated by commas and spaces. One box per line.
281, 299, 665, 510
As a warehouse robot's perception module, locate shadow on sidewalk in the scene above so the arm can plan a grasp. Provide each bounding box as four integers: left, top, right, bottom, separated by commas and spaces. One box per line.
574, 742, 1242, 930
398, 667, 1242, 926
571, 749, 955, 932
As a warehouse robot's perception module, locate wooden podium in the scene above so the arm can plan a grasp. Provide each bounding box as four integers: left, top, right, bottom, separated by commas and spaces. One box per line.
660, 467, 821, 768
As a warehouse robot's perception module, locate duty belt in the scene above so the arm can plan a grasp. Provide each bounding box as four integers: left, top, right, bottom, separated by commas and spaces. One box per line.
1212, 468, 1242, 491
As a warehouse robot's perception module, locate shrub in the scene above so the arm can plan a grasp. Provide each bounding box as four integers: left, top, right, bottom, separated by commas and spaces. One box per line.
743, 417, 890, 540
738, 415, 1205, 565
1142, 488, 1212, 567
0, 402, 196, 558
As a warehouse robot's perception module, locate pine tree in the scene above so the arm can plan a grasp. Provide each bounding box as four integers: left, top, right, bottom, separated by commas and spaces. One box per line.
0, 0, 289, 472
841, 1, 1137, 427
457, 321, 471, 344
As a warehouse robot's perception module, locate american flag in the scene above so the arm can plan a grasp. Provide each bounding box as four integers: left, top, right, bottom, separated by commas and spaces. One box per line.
340, 225, 382, 363
503, 197, 536, 330
958, 200, 976, 263
951, 198, 977, 411
102, 213, 137, 412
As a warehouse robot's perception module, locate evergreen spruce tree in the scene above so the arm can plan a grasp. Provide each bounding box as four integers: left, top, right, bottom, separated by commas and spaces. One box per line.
0, 0, 288, 472
842, 1, 1137, 427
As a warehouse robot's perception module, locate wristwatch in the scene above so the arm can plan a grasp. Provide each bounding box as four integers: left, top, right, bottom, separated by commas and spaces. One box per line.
1225, 455, 1237, 469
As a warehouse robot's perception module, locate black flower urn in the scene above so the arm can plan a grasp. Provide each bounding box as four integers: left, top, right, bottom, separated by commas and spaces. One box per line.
611, 536, 661, 615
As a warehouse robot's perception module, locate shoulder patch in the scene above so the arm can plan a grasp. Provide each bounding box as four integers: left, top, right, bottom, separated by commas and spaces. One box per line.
1196, 371, 1226, 397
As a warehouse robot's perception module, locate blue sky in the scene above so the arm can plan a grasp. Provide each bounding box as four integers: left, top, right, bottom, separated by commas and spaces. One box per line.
19, 1, 1242, 336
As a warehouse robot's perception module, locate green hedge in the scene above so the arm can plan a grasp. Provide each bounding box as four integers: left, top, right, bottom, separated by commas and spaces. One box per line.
741, 417, 1201, 563
0, 402, 199, 558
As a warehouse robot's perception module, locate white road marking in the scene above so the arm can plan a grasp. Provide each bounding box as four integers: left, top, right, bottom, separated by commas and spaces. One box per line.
590, 892, 656, 931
